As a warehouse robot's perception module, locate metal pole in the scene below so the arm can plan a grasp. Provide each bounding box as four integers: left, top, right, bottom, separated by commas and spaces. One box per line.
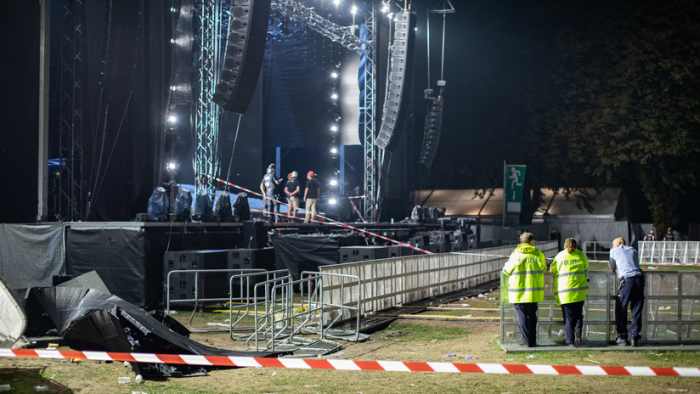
502, 160, 506, 227
37, 0, 51, 222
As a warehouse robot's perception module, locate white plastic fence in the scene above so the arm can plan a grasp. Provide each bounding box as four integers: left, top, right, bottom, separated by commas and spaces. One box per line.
639, 241, 700, 265
320, 241, 559, 321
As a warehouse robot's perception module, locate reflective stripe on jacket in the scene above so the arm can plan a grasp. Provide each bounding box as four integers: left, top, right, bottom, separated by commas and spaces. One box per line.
550, 249, 589, 305
502, 243, 546, 303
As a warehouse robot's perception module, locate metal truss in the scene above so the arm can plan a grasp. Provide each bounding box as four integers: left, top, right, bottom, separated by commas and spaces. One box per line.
194, 0, 225, 194
57, 0, 86, 221
271, 0, 365, 52
362, 2, 377, 222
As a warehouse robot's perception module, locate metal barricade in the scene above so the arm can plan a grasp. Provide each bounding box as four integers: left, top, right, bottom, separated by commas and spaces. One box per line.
227, 269, 291, 334
639, 241, 700, 265
500, 271, 700, 346
582, 241, 613, 261
321, 242, 559, 321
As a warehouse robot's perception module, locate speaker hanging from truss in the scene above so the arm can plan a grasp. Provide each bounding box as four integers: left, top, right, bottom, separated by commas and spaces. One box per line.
375, 10, 416, 151
420, 86, 445, 169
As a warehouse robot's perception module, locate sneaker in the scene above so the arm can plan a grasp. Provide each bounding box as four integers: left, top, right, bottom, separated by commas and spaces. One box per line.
615, 336, 629, 346
574, 331, 582, 347
631, 337, 639, 347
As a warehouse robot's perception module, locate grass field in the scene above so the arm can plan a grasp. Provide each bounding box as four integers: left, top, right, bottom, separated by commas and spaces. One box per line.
2, 285, 700, 393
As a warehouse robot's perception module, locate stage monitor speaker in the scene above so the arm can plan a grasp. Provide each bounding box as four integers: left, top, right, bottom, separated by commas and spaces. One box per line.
228, 248, 275, 297
213, 0, 272, 114
243, 220, 267, 249
339, 246, 390, 263
163, 250, 229, 302
375, 10, 416, 151
387, 245, 413, 258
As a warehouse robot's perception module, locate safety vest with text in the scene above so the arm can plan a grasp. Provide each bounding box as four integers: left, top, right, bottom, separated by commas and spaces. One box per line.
550, 249, 589, 305
502, 243, 546, 303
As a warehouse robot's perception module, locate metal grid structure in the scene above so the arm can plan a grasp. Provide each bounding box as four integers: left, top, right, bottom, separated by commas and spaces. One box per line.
57, 0, 86, 221
639, 241, 700, 265
270, 0, 364, 50
362, 2, 377, 222
194, 0, 226, 193
500, 271, 700, 346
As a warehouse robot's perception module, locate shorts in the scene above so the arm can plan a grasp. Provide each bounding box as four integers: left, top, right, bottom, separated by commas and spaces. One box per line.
288, 196, 299, 209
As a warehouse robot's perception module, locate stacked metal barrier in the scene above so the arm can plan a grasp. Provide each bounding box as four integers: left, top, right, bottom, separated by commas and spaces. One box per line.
320, 242, 559, 322
639, 241, 700, 265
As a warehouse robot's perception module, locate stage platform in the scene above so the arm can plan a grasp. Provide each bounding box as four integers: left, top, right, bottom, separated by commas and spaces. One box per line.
500, 342, 700, 353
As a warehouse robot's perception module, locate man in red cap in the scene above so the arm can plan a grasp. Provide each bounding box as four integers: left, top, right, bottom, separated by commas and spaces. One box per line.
303, 171, 321, 223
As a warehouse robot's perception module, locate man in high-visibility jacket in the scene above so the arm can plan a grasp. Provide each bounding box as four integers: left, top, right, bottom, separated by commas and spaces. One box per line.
550, 238, 589, 347
503, 232, 546, 347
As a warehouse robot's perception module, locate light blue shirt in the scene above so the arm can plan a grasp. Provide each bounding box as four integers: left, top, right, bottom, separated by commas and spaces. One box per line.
609, 245, 642, 279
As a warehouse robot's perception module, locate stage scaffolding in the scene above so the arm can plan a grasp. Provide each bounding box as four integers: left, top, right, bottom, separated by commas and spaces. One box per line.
57, 0, 86, 221
362, 2, 378, 222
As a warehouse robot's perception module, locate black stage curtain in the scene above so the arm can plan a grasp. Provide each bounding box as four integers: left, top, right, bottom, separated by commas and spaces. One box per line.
0, 2, 40, 223
272, 234, 341, 280
83, 1, 172, 221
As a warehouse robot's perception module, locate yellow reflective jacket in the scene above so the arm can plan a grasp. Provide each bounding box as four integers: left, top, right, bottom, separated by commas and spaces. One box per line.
502, 243, 546, 303
550, 249, 589, 305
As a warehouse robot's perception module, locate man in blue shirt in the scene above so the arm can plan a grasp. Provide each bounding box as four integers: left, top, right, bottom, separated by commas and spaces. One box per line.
609, 237, 645, 347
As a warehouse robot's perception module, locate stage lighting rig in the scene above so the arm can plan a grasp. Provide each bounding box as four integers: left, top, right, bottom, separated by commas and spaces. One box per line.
270, 0, 368, 52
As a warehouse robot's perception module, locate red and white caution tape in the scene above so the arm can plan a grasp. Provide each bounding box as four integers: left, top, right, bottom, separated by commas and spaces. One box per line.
1, 349, 699, 377
211, 176, 433, 255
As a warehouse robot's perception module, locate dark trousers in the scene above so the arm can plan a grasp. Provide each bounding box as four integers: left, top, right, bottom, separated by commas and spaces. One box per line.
514, 303, 538, 346
263, 196, 279, 222
561, 301, 585, 344
615, 275, 645, 340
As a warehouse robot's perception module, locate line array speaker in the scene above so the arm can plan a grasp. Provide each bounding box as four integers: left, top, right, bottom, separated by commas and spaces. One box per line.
213, 0, 271, 114
375, 10, 416, 150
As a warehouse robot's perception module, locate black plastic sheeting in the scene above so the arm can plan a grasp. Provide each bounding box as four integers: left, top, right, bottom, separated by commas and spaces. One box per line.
66, 229, 148, 306
272, 234, 358, 279
27, 286, 284, 378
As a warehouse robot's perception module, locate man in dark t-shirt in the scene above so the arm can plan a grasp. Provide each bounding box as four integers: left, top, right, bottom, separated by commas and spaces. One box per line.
285, 171, 301, 220
260, 163, 281, 222
663, 227, 675, 241
303, 171, 321, 223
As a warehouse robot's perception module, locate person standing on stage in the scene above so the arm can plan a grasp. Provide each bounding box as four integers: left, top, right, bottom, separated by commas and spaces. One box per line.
550, 238, 589, 347
260, 164, 281, 222
303, 171, 321, 223
609, 237, 645, 347
503, 232, 546, 347
285, 171, 301, 220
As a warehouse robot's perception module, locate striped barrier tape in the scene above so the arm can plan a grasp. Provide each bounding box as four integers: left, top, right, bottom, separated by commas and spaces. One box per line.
1, 349, 699, 377
453, 252, 700, 266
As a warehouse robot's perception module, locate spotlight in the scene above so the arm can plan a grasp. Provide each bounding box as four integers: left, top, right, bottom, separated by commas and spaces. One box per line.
170, 38, 175, 44
331, 93, 339, 100
351, 5, 358, 14
170, 86, 177, 91
330, 125, 338, 132
388, 12, 393, 18
381, 3, 390, 13
331, 72, 339, 79
167, 115, 177, 123
333, 0, 340, 4
330, 179, 338, 186
330, 147, 338, 154
167, 162, 177, 171
329, 198, 338, 205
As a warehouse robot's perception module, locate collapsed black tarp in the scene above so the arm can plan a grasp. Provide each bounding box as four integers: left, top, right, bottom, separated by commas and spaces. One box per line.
28, 286, 284, 378
272, 234, 342, 279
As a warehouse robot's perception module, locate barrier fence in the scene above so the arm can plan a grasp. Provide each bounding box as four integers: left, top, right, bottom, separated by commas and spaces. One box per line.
500, 271, 700, 346
639, 241, 700, 265
320, 242, 559, 322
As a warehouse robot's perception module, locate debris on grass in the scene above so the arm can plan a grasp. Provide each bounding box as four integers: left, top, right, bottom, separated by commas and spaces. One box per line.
526, 354, 536, 359
445, 354, 457, 357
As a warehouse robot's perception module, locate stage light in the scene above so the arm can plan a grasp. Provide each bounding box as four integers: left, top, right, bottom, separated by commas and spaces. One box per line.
170, 86, 177, 91
333, 0, 340, 5
388, 12, 393, 19
329, 198, 338, 205
170, 7, 177, 12
330, 147, 338, 154
330, 125, 338, 132
167, 115, 177, 123
331, 72, 339, 79
351, 5, 358, 14
331, 93, 339, 100
170, 38, 175, 44
330, 179, 338, 186
167, 162, 177, 170
414, 27, 418, 32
